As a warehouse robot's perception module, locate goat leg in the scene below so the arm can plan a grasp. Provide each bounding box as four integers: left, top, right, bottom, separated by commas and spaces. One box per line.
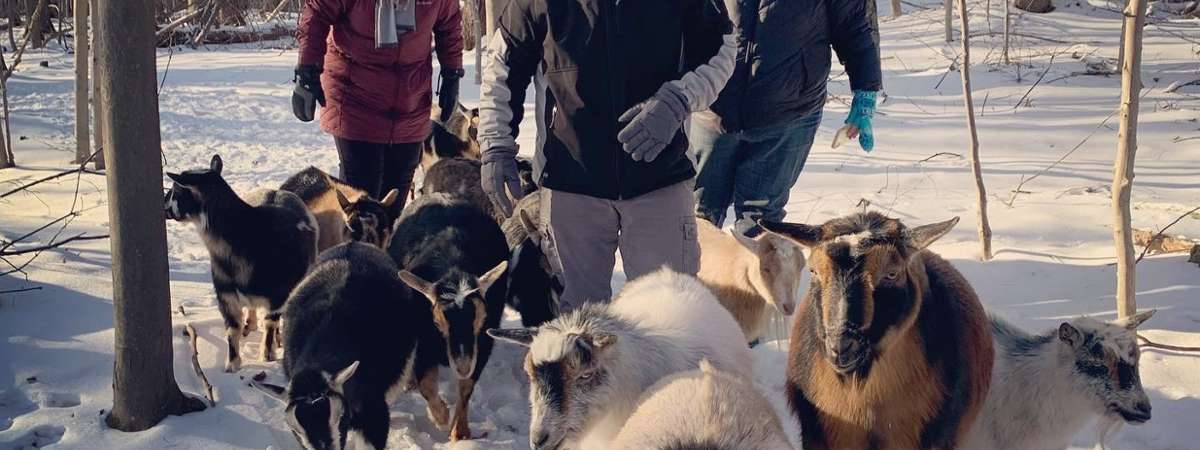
416, 367, 450, 431
261, 312, 281, 362
242, 307, 259, 337
449, 378, 476, 441
217, 292, 244, 372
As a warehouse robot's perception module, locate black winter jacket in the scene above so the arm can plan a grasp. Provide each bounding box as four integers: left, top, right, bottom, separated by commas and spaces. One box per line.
479, 0, 734, 200
701, 0, 883, 132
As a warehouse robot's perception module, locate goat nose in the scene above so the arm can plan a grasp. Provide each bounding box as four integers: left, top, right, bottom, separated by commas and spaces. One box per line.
532, 431, 550, 448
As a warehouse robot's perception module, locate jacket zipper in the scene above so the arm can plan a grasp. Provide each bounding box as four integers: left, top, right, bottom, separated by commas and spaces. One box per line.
604, 0, 623, 199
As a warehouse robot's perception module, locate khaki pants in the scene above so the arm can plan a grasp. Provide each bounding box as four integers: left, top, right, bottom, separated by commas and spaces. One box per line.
539, 181, 700, 310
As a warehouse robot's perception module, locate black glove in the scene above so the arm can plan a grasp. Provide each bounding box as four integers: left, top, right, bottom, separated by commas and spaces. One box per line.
292, 65, 325, 122
437, 68, 463, 122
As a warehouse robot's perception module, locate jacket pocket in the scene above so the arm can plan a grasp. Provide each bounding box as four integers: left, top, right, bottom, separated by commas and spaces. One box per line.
680, 216, 700, 275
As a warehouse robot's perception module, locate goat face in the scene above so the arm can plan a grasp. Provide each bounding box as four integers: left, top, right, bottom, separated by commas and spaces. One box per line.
400, 262, 508, 380
339, 189, 399, 249
489, 324, 618, 450
732, 226, 805, 316
164, 154, 224, 222
1060, 310, 1155, 425
761, 213, 958, 376
265, 362, 358, 450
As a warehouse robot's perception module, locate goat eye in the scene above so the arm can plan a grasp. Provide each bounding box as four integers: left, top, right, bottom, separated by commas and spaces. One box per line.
577, 371, 593, 381
884, 271, 900, 281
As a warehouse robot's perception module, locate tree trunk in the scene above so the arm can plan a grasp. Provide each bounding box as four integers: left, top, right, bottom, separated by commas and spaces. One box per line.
945, 0, 954, 42
26, 0, 47, 49
91, 0, 104, 170
1002, 0, 1011, 64
958, 0, 993, 260
0, 53, 13, 170
96, 0, 205, 431
74, 0, 90, 164
892, 0, 902, 17
1112, 0, 1147, 319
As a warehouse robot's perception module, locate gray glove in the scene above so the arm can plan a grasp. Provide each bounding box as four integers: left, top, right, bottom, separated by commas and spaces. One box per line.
617, 82, 689, 162
481, 148, 524, 217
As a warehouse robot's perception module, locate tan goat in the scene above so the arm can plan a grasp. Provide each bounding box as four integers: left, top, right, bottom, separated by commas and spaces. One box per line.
697, 219, 806, 344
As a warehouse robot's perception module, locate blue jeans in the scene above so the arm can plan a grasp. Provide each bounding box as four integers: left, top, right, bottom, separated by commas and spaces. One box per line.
691, 112, 822, 227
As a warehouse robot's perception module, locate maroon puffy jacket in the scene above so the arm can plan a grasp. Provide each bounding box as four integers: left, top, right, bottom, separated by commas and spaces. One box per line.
299, 0, 463, 144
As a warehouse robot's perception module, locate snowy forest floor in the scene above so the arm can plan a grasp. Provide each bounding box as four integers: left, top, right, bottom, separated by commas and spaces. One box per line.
2, 0, 1200, 448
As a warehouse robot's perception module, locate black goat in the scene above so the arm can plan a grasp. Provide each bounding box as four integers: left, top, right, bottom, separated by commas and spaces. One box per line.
165, 155, 317, 372
254, 242, 429, 450
500, 202, 561, 327
387, 193, 509, 441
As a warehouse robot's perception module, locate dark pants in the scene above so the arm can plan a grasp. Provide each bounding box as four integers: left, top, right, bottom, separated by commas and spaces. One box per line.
691, 112, 822, 228
334, 138, 422, 205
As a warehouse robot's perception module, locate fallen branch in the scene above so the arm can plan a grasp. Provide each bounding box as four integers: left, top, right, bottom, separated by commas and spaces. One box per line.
263, 0, 292, 23
0, 233, 108, 256
1138, 334, 1200, 352
184, 324, 216, 406
1165, 78, 1200, 94
1135, 205, 1200, 263
155, 8, 206, 40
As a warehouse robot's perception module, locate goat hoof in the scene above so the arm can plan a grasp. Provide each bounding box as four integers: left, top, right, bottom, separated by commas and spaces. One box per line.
225, 357, 242, 373
261, 349, 276, 362
449, 424, 472, 442
427, 406, 450, 431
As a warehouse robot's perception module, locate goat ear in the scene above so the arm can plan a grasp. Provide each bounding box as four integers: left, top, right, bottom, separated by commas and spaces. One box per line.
250, 380, 287, 403
906, 217, 960, 251
478, 261, 509, 294
380, 189, 400, 208
759, 220, 822, 247
209, 155, 223, 174
1058, 322, 1083, 348
165, 172, 184, 184
588, 332, 617, 350
1118, 309, 1156, 330
487, 327, 536, 347
331, 361, 360, 390
731, 219, 765, 254
335, 188, 353, 212
398, 270, 437, 302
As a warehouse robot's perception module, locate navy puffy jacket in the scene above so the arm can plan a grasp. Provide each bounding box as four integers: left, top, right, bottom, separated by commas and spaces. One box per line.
703, 0, 883, 132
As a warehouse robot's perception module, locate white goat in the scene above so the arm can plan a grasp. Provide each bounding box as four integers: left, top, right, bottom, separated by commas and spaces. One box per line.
489, 268, 752, 450
610, 359, 793, 450
965, 310, 1156, 450
697, 219, 805, 343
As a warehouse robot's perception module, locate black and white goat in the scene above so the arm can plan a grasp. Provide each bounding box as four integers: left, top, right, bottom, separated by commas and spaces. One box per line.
965, 311, 1156, 450
500, 198, 561, 328
280, 166, 401, 251
164, 155, 317, 372
387, 192, 510, 441
489, 268, 753, 450
253, 242, 429, 450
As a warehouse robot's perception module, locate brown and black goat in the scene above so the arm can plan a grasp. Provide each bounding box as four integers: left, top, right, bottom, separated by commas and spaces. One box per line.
760, 212, 993, 450
280, 166, 401, 252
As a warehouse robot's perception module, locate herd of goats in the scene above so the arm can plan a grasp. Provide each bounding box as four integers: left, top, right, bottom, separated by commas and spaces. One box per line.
160, 111, 1159, 450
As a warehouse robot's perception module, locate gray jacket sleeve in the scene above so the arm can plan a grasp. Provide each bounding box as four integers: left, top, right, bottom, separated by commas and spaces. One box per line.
669, 0, 736, 112
478, 0, 544, 154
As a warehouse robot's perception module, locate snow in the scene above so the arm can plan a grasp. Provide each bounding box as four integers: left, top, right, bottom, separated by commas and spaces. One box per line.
1, 0, 1199, 448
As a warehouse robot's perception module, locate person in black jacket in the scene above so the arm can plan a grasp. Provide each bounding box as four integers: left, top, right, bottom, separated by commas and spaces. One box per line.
478, 0, 735, 310
693, 0, 883, 229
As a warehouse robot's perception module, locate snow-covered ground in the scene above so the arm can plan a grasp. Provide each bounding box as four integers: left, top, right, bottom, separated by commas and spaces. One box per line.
2, 0, 1199, 448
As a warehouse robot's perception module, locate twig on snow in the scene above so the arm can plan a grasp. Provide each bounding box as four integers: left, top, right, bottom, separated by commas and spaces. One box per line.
0, 286, 42, 295
0, 233, 108, 256
184, 324, 217, 405
1138, 334, 1200, 353
1011, 52, 1057, 110
1135, 206, 1200, 263
918, 152, 963, 163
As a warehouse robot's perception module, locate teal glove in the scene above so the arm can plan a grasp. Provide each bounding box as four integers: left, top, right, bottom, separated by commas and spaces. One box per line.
845, 90, 877, 151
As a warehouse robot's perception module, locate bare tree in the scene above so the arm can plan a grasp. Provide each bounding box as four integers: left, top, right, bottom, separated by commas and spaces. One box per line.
91, 0, 104, 170
74, 0, 91, 165
892, 0, 902, 17
1002, 0, 1011, 64
0, 53, 13, 170
945, 0, 953, 42
958, 0, 993, 260
1112, 0, 1148, 319
866, 0, 880, 48
96, 0, 205, 431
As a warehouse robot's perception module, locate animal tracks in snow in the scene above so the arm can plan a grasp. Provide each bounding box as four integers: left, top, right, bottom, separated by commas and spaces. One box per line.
0, 424, 66, 449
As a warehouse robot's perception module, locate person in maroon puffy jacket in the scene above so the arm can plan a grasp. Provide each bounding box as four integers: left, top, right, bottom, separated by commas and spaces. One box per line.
294, 0, 463, 205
